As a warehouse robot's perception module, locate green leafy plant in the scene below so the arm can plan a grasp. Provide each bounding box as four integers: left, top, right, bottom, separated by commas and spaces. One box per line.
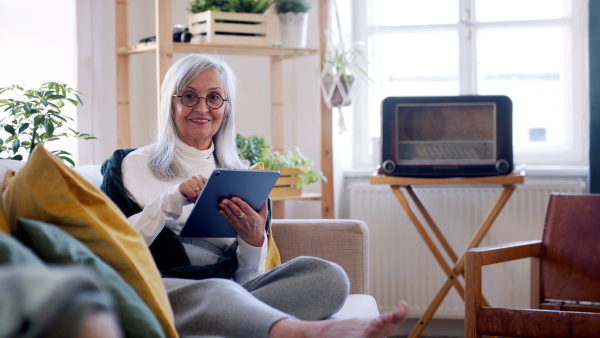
236, 133, 326, 188
188, 0, 273, 13
236, 133, 268, 165
0, 82, 96, 166
323, 34, 370, 83
273, 0, 312, 14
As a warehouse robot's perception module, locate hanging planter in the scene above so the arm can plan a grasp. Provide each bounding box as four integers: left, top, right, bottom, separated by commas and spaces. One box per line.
320, 71, 354, 133
320, 0, 370, 133
321, 72, 355, 108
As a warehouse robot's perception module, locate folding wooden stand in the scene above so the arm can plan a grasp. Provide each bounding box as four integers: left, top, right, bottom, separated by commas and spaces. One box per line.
370, 173, 525, 337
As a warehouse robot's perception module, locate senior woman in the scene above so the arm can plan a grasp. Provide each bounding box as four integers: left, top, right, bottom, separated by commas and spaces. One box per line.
101, 53, 408, 337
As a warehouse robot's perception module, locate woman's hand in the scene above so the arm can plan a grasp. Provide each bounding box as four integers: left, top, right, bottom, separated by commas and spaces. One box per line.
178, 175, 208, 202
219, 198, 268, 247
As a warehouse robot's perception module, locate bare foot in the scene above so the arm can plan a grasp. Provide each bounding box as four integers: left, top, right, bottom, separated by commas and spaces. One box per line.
270, 301, 409, 338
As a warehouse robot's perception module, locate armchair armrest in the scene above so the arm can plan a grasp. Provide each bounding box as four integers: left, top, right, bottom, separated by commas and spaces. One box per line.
465, 240, 542, 337
467, 240, 542, 266
271, 219, 369, 295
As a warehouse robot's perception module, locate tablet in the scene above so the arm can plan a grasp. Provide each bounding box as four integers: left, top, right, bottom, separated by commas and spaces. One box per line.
180, 169, 281, 238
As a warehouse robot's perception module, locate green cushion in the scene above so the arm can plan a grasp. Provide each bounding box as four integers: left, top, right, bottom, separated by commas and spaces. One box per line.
0, 231, 46, 267
14, 218, 166, 338
0, 266, 115, 338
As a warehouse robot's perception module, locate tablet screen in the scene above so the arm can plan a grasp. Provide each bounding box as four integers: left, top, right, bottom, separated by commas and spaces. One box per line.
181, 169, 280, 237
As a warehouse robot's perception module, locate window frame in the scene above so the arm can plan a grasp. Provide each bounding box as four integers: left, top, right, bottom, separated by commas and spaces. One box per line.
350, 0, 589, 170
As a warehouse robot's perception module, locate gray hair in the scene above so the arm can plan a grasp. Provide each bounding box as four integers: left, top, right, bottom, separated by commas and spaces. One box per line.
149, 54, 246, 180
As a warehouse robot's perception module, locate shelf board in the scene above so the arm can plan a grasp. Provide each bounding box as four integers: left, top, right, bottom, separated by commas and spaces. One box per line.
270, 192, 321, 202
118, 42, 319, 58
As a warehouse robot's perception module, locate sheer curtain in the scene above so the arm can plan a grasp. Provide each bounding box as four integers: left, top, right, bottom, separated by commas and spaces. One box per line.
76, 0, 118, 165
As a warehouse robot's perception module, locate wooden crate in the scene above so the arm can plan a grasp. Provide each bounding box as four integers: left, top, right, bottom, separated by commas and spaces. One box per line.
188, 11, 281, 46
270, 168, 302, 199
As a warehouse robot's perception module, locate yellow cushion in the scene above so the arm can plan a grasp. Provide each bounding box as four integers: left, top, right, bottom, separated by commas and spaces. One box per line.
0, 167, 20, 234
0, 204, 9, 234
249, 162, 281, 271
249, 162, 264, 170
1, 145, 178, 338
266, 226, 281, 271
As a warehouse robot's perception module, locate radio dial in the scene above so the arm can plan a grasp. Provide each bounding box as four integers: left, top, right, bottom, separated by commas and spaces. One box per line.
382, 160, 396, 174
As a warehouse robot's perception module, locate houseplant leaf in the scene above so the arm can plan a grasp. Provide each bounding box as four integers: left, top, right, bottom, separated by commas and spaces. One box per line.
0, 82, 95, 165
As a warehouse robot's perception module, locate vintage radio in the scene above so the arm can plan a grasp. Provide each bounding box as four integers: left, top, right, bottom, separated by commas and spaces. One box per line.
380, 95, 513, 178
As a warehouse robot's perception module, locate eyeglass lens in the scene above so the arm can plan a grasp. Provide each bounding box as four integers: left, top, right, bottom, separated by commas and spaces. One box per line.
180, 92, 225, 109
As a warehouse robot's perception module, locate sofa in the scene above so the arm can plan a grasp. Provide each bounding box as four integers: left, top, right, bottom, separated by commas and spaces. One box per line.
0, 146, 379, 337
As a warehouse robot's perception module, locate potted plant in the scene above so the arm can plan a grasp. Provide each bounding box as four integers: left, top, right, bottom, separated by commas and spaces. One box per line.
236, 133, 326, 197
320, 1, 371, 132
273, 0, 312, 48
187, 0, 281, 46
0, 82, 96, 166
188, 0, 273, 14
320, 36, 370, 132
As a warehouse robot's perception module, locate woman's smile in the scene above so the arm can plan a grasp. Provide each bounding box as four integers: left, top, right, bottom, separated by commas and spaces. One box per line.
189, 117, 211, 124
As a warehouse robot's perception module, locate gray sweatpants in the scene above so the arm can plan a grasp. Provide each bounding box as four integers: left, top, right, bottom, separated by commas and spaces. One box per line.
163, 256, 350, 338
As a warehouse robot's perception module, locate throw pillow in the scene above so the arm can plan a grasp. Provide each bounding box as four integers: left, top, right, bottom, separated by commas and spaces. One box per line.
0, 159, 25, 198
0, 230, 46, 267
15, 218, 165, 338
249, 162, 281, 271
0, 160, 25, 234
0, 205, 9, 234
1, 144, 178, 338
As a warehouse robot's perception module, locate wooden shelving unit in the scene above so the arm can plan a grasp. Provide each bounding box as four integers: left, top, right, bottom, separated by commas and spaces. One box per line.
115, 0, 334, 218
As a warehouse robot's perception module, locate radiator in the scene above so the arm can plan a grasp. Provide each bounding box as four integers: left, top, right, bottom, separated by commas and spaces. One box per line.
348, 179, 584, 318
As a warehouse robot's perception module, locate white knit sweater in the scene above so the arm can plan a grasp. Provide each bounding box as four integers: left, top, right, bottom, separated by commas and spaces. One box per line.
121, 139, 267, 284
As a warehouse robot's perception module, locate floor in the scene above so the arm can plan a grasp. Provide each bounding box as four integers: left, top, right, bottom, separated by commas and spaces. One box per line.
390, 318, 465, 338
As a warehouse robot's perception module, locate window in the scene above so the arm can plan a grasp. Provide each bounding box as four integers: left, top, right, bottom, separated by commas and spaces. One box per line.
0, 1, 79, 162
352, 0, 589, 169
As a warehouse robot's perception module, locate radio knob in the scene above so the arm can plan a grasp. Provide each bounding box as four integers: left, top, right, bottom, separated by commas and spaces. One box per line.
495, 159, 510, 173
382, 160, 396, 174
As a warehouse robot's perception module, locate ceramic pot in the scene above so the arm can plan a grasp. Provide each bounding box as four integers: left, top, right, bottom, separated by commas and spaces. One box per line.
278, 12, 308, 48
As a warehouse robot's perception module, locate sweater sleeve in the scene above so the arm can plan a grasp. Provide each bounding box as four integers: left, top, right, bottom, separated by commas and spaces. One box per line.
233, 232, 269, 284
121, 149, 191, 245
127, 184, 188, 245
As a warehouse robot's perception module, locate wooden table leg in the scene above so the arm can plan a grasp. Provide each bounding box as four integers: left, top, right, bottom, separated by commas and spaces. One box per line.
392, 186, 468, 334
395, 185, 515, 337
391, 187, 461, 282
454, 185, 516, 274
406, 186, 459, 263
409, 278, 454, 338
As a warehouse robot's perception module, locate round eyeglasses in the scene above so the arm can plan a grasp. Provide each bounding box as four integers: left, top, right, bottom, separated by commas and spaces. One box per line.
173, 91, 228, 109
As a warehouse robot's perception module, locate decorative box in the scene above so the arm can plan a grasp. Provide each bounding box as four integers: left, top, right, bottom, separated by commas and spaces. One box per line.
188, 11, 281, 46
269, 168, 302, 199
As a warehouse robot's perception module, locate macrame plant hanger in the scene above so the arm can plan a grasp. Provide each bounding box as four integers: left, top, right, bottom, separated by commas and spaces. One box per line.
320, 0, 351, 133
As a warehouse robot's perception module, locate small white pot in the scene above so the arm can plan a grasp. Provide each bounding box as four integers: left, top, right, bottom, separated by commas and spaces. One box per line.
278, 12, 308, 48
